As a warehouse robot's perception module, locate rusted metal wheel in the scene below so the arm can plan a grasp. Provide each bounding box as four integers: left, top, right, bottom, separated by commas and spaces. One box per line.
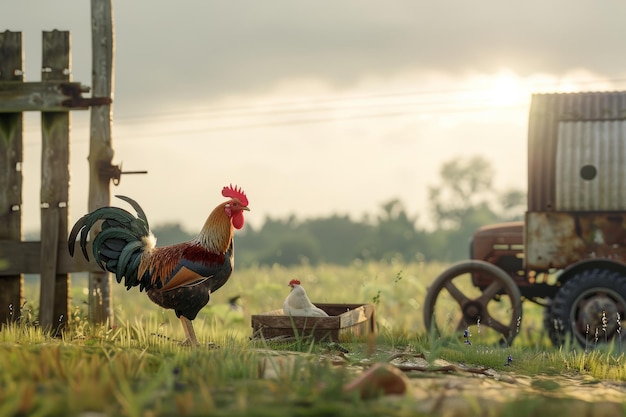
547, 269, 626, 349
423, 260, 523, 346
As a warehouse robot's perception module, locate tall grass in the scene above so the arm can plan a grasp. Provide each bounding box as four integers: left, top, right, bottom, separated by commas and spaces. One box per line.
28, 260, 448, 343
3, 261, 625, 416
0, 320, 361, 417
16, 260, 617, 355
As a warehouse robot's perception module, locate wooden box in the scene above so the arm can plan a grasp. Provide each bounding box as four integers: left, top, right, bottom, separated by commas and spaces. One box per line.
251, 303, 376, 342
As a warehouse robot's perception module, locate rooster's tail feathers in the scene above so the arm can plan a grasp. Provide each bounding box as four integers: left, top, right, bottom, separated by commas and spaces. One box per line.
115, 195, 150, 229
69, 204, 148, 254
67, 196, 151, 289
91, 226, 139, 269
117, 240, 144, 288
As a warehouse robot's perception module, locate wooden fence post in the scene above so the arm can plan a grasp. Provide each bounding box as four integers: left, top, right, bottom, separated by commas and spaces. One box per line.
38, 30, 71, 332
0, 31, 24, 324
1, 3, 116, 327
88, 0, 115, 324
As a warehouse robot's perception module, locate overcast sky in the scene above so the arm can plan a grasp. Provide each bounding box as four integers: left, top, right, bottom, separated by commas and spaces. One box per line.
3, 1, 626, 234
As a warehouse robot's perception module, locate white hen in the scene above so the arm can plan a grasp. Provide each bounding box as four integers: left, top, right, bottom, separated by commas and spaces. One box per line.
283, 279, 329, 317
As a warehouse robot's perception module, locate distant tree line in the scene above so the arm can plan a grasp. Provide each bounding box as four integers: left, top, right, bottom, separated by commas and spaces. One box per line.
153, 157, 526, 267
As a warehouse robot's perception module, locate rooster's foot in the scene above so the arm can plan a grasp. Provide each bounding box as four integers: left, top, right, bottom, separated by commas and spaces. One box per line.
178, 339, 219, 349
179, 338, 201, 348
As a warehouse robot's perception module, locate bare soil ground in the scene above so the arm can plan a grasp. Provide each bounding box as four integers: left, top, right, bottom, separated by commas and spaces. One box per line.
406, 367, 625, 416
259, 350, 626, 416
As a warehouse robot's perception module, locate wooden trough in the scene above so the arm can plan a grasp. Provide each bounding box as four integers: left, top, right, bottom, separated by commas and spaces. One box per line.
251, 303, 376, 342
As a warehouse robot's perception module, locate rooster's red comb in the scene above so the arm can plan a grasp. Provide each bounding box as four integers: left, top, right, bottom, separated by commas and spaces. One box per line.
222, 184, 248, 206
288, 279, 301, 286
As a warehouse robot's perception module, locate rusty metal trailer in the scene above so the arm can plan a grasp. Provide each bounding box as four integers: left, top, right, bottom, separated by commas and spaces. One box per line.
424, 91, 626, 348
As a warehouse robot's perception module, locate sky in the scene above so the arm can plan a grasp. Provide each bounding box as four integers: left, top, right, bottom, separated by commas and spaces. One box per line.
3, 1, 626, 235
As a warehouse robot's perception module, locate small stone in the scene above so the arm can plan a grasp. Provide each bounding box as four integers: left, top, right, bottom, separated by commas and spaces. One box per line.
343, 363, 408, 399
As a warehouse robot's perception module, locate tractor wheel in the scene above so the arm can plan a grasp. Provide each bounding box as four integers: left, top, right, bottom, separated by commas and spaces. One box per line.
547, 269, 626, 349
423, 260, 523, 346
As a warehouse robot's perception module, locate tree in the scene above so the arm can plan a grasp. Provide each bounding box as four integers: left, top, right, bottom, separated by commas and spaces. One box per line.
429, 156, 497, 230
149, 156, 526, 265
352, 199, 431, 262
498, 189, 526, 221
375, 199, 424, 261
258, 233, 321, 266
428, 156, 526, 261
302, 215, 372, 263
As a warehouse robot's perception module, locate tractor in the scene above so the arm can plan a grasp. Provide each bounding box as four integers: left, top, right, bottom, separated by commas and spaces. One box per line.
423, 91, 626, 348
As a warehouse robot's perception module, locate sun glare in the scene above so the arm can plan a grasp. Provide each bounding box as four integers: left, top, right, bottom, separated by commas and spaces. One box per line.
487, 72, 527, 107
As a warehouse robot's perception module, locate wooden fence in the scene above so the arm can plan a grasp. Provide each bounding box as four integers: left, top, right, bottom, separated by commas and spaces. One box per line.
0, 0, 117, 332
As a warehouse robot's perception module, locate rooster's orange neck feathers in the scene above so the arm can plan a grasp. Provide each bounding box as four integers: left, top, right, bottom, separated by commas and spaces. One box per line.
197, 201, 235, 253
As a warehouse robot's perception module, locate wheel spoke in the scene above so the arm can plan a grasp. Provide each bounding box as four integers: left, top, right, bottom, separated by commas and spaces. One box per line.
484, 315, 511, 338
444, 280, 469, 306
424, 260, 522, 346
477, 281, 505, 305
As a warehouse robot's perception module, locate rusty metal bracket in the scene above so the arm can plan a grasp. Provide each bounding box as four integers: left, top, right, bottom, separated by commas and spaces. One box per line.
59, 82, 112, 108
0, 81, 112, 112
98, 162, 148, 186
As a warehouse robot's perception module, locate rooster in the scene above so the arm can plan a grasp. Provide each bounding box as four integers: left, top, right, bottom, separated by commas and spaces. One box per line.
283, 279, 329, 317
68, 184, 249, 346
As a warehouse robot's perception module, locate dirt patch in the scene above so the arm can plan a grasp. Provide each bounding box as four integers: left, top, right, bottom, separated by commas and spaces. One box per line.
405, 373, 625, 416
258, 350, 626, 416
393, 357, 626, 416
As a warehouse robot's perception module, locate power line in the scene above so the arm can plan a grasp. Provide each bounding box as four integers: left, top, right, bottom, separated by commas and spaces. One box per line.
20, 75, 626, 145
14, 100, 539, 146
113, 97, 518, 129
114, 76, 626, 123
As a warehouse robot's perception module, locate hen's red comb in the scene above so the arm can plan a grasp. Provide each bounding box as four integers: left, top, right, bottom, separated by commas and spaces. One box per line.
222, 184, 248, 206
288, 279, 301, 286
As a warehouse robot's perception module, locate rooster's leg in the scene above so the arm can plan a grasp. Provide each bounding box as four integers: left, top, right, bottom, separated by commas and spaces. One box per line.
179, 316, 200, 347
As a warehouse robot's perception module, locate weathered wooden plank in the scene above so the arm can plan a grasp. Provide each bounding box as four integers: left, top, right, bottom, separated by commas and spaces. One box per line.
0, 81, 95, 112
0, 30, 24, 324
252, 310, 341, 330
89, 0, 115, 324
0, 241, 101, 275
39, 30, 71, 332
251, 304, 376, 342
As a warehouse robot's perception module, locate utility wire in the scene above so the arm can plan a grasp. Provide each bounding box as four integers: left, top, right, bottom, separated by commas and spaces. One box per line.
20, 75, 626, 145
113, 75, 626, 123
114, 103, 528, 140
22, 100, 527, 146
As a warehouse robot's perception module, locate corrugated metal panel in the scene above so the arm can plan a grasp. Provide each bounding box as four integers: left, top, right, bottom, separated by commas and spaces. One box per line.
527, 91, 626, 212
555, 120, 626, 210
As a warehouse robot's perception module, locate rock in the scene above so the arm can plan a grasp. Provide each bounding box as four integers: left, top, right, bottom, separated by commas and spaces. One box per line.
343, 363, 409, 399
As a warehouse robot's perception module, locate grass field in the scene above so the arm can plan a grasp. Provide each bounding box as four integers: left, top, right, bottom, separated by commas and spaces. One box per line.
2, 261, 625, 416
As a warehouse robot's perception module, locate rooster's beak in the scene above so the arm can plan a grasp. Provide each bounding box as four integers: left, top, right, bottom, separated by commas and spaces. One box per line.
242, 206, 250, 211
